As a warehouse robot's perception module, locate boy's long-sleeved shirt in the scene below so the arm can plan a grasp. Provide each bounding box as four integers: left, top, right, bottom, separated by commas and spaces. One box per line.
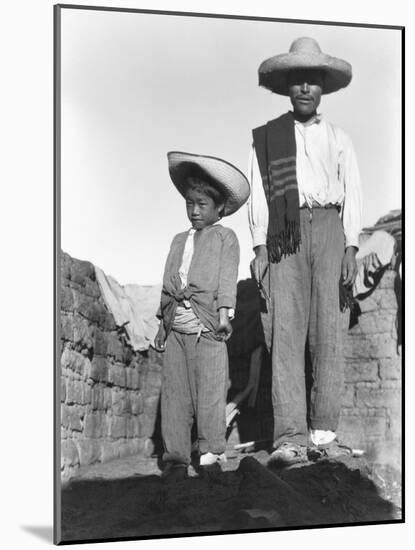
158, 224, 240, 336
248, 115, 363, 250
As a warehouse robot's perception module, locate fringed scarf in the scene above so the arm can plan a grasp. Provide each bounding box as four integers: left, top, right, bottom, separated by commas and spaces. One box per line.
252, 112, 301, 263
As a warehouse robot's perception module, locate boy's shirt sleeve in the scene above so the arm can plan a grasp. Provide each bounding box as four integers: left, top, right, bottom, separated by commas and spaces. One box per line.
217, 228, 240, 310
156, 234, 180, 320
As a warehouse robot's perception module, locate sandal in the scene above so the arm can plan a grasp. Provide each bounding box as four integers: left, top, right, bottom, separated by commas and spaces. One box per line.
308, 439, 353, 461
268, 442, 308, 467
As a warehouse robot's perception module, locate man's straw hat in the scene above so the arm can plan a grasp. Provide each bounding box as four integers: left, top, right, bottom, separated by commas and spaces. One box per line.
258, 36, 352, 95
167, 151, 250, 216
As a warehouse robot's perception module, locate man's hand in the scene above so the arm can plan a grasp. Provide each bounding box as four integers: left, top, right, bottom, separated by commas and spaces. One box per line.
216, 308, 233, 341
341, 246, 358, 287
250, 245, 268, 283
154, 322, 167, 352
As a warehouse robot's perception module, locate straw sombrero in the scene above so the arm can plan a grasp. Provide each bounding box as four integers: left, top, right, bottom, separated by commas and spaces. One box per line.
167, 151, 250, 216
258, 37, 352, 95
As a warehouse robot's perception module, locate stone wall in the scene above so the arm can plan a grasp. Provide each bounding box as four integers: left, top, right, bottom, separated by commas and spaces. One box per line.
338, 269, 401, 457
60, 253, 162, 480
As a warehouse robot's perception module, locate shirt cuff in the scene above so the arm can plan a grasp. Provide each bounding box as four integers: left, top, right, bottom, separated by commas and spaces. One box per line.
345, 234, 360, 250
251, 227, 267, 248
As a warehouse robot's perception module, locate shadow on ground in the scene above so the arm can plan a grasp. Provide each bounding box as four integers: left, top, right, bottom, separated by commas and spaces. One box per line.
60, 452, 401, 543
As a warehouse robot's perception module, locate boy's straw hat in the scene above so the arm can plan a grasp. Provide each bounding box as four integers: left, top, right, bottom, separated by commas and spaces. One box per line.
258, 36, 352, 95
167, 151, 250, 216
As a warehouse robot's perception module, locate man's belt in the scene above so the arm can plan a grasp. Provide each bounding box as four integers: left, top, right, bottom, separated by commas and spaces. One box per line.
300, 202, 341, 212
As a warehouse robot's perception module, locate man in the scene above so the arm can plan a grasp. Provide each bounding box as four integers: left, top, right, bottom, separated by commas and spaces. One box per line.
248, 37, 363, 466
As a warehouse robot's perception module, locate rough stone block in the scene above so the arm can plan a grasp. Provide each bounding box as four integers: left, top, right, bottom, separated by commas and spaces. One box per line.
344, 333, 397, 360
139, 412, 156, 439
144, 370, 162, 393
61, 348, 88, 376
364, 415, 387, 440
126, 367, 141, 390
108, 415, 127, 439
61, 377, 66, 403
90, 386, 105, 410
73, 318, 95, 349
126, 416, 134, 438
84, 412, 105, 438
70, 259, 95, 284
380, 379, 401, 390
379, 357, 402, 380
73, 292, 103, 324
357, 296, 378, 314
100, 441, 120, 463
108, 363, 126, 387
60, 314, 74, 342
61, 439, 80, 468
111, 388, 128, 415
104, 387, 112, 409
337, 415, 366, 448
341, 384, 355, 408
66, 380, 84, 405
61, 253, 72, 280
89, 356, 109, 383
357, 313, 395, 335
77, 439, 101, 466
61, 285, 74, 312
356, 387, 400, 409
143, 437, 155, 458
376, 288, 398, 311
61, 404, 83, 432
93, 328, 108, 356
344, 361, 378, 383
131, 416, 142, 438
144, 394, 160, 418
107, 333, 124, 362
130, 392, 144, 415
378, 271, 396, 289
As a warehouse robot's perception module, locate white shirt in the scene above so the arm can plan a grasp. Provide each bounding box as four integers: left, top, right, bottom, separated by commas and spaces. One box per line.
248, 115, 363, 249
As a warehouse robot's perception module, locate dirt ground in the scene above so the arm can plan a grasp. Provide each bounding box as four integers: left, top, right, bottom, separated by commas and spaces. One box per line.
59, 448, 402, 543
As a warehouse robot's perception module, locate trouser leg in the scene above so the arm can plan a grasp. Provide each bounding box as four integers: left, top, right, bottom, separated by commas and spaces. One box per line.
308, 209, 347, 432
195, 332, 228, 455
161, 330, 194, 465
270, 211, 312, 448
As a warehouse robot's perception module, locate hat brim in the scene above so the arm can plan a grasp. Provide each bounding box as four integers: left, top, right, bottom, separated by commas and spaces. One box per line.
167, 152, 250, 216
258, 52, 352, 95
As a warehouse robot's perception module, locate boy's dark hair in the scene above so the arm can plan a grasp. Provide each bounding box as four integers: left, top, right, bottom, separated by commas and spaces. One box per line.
185, 173, 226, 212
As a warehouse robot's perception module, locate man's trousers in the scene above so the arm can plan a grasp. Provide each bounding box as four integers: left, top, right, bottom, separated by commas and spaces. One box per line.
261, 207, 347, 448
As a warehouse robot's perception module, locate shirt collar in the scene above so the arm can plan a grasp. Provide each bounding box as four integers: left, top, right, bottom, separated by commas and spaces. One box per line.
293, 112, 323, 127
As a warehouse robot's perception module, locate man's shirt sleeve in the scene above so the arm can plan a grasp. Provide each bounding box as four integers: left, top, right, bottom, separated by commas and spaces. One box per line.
341, 133, 363, 250
247, 145, 269, 248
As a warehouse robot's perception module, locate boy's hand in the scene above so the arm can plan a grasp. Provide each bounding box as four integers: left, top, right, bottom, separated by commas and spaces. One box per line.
216, 319, 233, 341
342, 246, 358, 287
216, 307, 233, 341
154, 323, 167, 352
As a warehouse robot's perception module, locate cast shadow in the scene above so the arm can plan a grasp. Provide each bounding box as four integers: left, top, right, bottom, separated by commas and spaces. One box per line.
21, 525, 53, 543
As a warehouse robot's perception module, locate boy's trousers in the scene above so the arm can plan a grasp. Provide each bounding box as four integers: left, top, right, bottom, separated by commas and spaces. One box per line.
161, 330, 229, 465
261, 207, 347, 448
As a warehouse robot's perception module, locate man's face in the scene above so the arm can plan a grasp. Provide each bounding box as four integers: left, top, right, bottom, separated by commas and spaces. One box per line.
287, 69, 324, 119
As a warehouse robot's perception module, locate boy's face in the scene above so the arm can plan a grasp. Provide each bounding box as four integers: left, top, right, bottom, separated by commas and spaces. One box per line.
185, 188, 224, 230
287, 69, 323, 119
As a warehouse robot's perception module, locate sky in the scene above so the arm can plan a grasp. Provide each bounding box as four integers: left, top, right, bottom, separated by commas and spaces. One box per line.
60, 7, 402, 285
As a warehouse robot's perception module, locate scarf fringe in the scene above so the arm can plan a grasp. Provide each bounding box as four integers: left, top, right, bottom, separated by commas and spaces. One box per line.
267, 221, 301, 262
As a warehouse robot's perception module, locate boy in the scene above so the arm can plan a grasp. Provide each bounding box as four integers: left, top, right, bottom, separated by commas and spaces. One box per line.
155, 151, 250, 480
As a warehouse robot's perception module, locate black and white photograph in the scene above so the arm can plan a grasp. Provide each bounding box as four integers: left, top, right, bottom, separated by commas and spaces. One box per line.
54, 3, 403, 545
